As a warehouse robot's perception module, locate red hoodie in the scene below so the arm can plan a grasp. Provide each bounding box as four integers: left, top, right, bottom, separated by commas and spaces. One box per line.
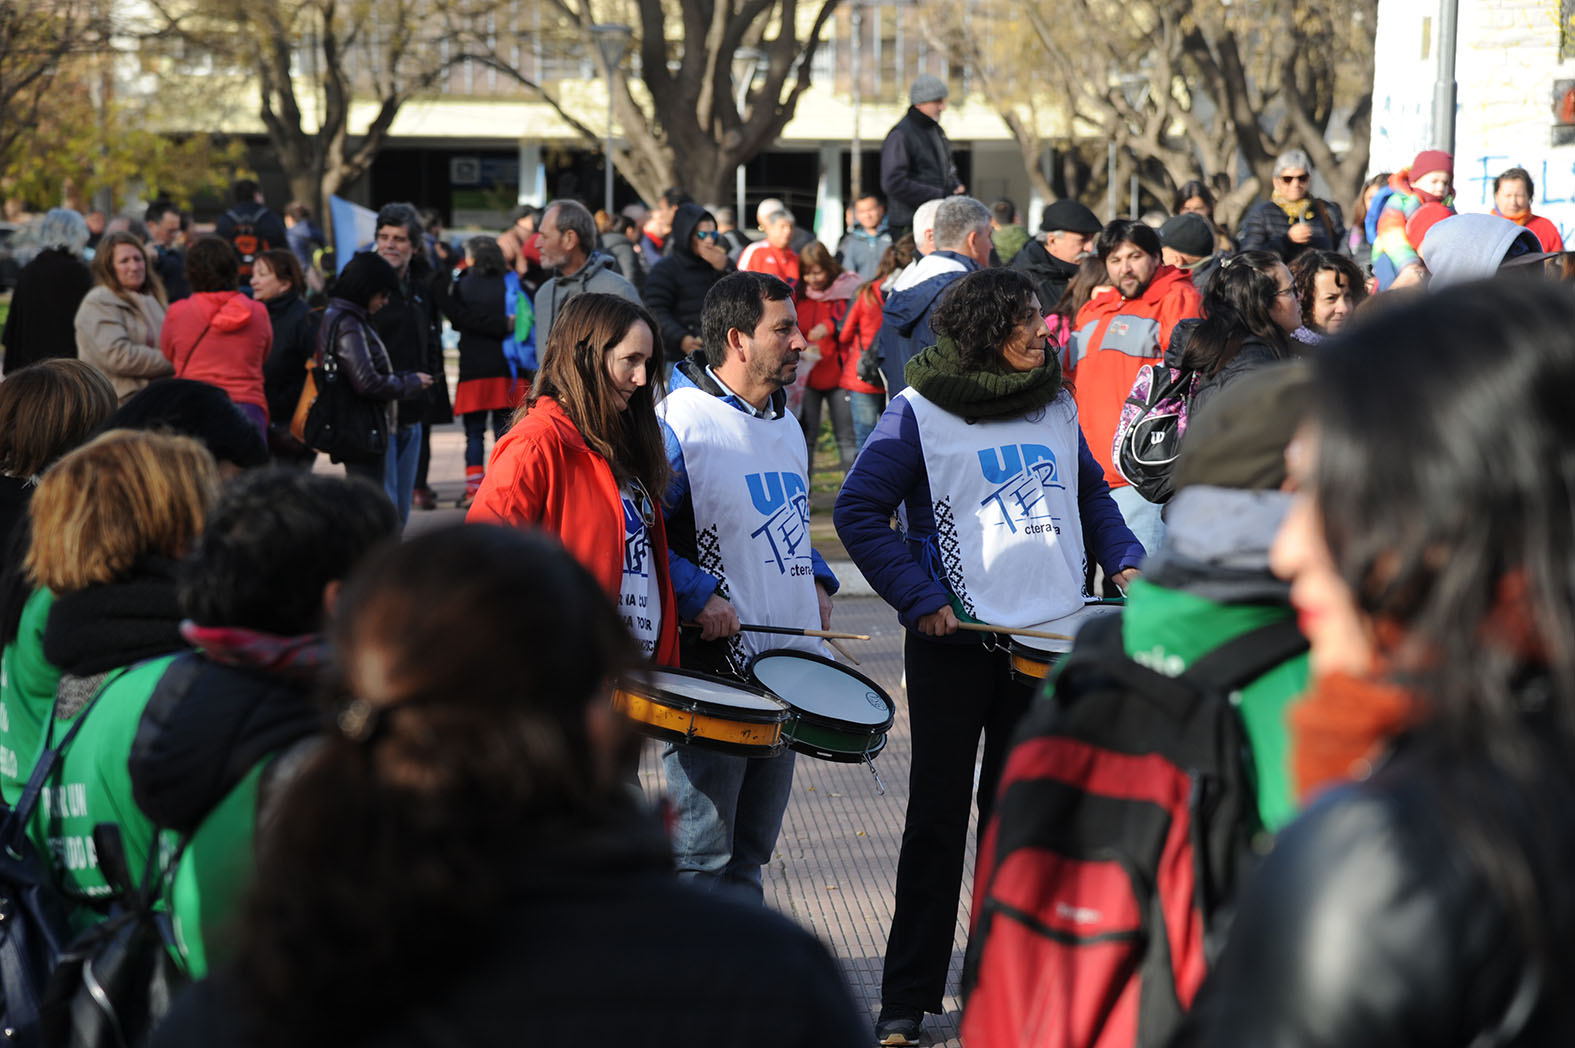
1069, 265, 1201, 488
160, 291, 272, 416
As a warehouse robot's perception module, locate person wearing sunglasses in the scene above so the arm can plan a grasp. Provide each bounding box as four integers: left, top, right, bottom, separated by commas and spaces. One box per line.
643, 202, 733, 361
1238, 149, 1347, 264
467, 292, 680, 666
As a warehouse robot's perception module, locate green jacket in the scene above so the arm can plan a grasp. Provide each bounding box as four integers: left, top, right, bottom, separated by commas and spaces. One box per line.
992, 224, 1031, 265
170, 762, 265, 978
29, 655, 177, 925
1119, 487, 1308, 832
0, 588, 59, 804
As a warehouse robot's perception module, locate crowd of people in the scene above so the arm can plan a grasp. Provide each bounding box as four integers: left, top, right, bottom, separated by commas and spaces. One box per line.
0, 71, 1572, 1047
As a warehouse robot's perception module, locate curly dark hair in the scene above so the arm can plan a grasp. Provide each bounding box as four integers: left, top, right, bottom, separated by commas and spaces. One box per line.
184, 234, 240, 293
1289, 250, 1369, 330
930, 268, 1039, 369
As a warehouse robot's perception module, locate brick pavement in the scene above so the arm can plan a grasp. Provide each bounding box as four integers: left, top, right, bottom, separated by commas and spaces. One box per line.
377, 418, 977, 1047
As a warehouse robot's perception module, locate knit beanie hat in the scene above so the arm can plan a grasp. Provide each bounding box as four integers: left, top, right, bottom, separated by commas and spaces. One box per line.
1410, 149, 1453, 180
1173, 361, 1311, 492
106, 378, 269, 469
1159, 214, 1215, 258
909, 74, 949, 106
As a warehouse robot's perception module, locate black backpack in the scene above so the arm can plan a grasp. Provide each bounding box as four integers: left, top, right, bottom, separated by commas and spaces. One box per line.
0, 671, 128, 1048
961, 616, 1307, 1048
224, 209, 271, 283
1111, 362, 1201, 504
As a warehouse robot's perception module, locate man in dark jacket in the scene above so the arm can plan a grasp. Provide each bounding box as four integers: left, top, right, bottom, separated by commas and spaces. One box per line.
875, 196, 991, 393
1011, 199, 1102, 312
145, 201, 190, 301
368, 203, 450, 521
643, 203, 731, 361
880, 75, 964, 237
214, 179, 289, 294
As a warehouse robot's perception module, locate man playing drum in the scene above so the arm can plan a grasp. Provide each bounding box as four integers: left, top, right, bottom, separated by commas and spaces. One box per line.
657, 270, 840, 899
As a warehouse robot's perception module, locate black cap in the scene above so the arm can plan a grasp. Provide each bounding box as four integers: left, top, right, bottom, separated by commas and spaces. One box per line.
1160, 213, 1216, 259
1039, 200, 1103, 235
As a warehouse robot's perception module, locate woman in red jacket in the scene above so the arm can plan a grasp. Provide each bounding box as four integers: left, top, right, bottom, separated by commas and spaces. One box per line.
466, 293, 679, 665
838, 242, 906, 456
794, 241, 861, 473
160, 235, 272, 439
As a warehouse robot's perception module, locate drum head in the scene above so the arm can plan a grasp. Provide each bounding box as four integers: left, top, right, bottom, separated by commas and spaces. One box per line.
747, 651, 894, 731
627, 667, 787, 722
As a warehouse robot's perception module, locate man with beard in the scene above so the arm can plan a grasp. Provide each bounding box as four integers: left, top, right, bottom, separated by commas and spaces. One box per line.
1068, 218, 1202, 555
1011, 199, 1102, 313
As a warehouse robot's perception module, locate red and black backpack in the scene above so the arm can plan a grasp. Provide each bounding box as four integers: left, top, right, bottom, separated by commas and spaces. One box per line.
961, 615, 1306, 1048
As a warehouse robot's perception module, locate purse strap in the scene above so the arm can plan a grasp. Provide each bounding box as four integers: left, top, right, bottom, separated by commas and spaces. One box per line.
0, 665, 132, 850
174, 317, 216, 377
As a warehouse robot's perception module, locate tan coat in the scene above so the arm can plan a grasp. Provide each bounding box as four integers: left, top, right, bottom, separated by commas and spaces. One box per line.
73, 285, 173, 402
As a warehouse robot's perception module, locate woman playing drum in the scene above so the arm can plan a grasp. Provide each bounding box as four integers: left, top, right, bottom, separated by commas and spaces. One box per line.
834, 267, 1145, 1045
468, 293, 678, 665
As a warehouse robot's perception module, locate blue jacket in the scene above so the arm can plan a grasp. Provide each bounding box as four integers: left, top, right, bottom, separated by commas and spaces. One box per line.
833, 393, 1145, 634
874, 251, 979, 393
660, 359, 838, 620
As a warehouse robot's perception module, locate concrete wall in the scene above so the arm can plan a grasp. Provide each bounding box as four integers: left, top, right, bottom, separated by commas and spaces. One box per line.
1372, 0, 1575, 240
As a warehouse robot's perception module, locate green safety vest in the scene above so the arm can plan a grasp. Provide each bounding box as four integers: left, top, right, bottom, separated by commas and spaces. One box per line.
0, 588, 60, 805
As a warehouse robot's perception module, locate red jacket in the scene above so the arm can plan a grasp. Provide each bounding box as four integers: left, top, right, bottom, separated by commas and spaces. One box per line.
466, 396, 680, 666
738, 242, 801, 285
160, 291, 271, 415
1069, 265, 1202, 489
794, 272, 859, 391
837, 285, 886, 395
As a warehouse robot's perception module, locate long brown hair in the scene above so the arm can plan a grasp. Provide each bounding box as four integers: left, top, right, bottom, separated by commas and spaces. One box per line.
520, 293, 672, 500
89, 231, 167, 307
232, 525, 639, 1046
857, 237, 912, 307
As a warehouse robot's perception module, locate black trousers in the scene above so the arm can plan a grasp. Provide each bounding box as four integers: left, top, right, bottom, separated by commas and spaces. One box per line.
880, 632, 1033, 1014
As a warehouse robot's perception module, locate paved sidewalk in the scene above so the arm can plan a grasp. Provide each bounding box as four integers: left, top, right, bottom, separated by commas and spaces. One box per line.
358, 417, 975, 1047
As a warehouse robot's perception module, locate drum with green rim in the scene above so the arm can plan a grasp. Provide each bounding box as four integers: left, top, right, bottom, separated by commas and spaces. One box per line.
747, 649, 895, 762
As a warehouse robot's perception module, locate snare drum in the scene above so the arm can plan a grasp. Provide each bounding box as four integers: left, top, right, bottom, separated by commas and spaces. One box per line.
612, 667, 789, 757
1007, 603, 1124, 683
747, 649, 895, 762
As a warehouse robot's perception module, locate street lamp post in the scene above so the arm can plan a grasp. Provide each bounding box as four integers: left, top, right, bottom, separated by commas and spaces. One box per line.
592, 23, 633, 216
850, 3, 863, 198
733, 48, 765, 221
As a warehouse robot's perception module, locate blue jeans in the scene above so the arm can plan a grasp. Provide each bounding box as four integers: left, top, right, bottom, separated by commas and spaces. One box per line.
1110, 484, 1164, 559
848, 390, 886, 456
661, 744, 797, 901
385, 422, 422, 524
463, 410, 511, 469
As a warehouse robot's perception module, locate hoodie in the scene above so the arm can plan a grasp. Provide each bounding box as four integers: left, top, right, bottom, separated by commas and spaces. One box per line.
160, 290, 272, 415
643, 203, 731, 356
1371, 168, 1456, 290
873, 249, 979, 393
534, 252, 641, 346
1419, 212, 1544, 289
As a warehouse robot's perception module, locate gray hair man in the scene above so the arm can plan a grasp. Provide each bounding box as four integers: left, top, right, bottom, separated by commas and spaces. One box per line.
534, 198, 641, 342
874, 195, 992, 392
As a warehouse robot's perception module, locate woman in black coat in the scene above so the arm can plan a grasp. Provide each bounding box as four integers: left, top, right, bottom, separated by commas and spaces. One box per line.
251, 249, 319, 465
642, 203, 731, 362
435, 237, 520, 509
1, 209, 95, 374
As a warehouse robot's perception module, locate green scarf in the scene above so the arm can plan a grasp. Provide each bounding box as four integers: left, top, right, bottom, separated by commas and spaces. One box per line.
1271, 192, 1314, 225
904, 336, 1064, 421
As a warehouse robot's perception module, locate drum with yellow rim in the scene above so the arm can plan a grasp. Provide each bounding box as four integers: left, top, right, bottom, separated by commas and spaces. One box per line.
612, 667, 789, 757
1006, 603, 1125, 684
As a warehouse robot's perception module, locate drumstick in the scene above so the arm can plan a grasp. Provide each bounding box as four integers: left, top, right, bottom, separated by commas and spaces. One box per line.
825, 637, 861, 666
955, 622, 1074, 642
736, 623, 872, 641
